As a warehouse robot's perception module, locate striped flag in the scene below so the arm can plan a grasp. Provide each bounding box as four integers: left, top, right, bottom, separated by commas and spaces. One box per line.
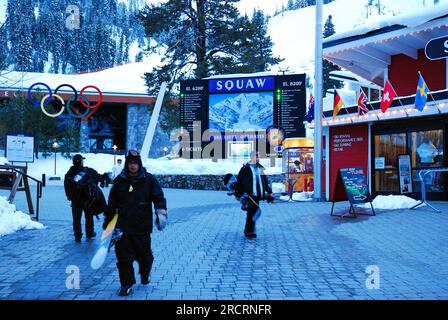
333, 90, 344, 118
357, 87, 369, 116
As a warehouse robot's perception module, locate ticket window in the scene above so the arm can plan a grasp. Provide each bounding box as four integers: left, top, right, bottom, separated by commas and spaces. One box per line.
283, 147, 314, 192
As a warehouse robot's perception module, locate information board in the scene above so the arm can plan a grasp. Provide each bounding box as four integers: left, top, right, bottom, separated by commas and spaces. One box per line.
6, 134, 34, 163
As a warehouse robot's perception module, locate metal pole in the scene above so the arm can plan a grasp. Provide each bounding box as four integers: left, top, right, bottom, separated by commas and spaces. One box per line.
313, 0, 324, 201
140, 81, 168, 160
54, 149, 56, 175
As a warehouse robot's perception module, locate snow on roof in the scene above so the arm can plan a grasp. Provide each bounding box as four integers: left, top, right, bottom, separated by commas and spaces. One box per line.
324, 2, 448, 45
0, 57, 161, 96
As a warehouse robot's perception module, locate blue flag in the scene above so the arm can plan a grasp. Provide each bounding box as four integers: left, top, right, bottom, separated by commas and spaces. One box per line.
415, 73, 429, 112
305, 94, 315, 123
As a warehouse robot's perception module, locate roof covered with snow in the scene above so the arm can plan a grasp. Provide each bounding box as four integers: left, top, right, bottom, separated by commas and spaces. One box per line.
323, 4, 448, 87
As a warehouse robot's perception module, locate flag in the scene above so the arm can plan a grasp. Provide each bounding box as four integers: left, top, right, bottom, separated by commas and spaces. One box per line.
305, 94, 315, 123
415, 73, 429, 112
333, 90, 344, 118
357, 87, 369, 116
380, 80, 397, 113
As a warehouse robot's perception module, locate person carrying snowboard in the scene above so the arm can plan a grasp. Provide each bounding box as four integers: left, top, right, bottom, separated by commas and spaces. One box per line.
103, 150, 167, 296
64, 154, 101, 243
236, 151, 273, 239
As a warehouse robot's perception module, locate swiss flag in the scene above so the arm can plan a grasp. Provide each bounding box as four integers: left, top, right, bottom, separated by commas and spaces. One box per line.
380, 80, 397, 113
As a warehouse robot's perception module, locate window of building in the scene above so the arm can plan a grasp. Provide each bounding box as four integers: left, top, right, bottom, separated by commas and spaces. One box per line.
411, 130, 444, 168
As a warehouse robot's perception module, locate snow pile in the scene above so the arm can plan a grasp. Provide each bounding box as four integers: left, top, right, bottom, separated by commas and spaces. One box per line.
359, 195, 423, 210
0, 196, 44, 237
280, 191, 314, 201
144, 158, 282, 176
272, 183, 286, 194
0, 157, 8, 165
19, 153, 282, 179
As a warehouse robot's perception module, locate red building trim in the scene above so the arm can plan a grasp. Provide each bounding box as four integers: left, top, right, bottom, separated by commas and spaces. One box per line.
389, 49, 446, 96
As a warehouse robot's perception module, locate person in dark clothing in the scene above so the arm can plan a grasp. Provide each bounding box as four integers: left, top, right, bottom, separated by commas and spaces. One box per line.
103, 150, 167, 297
64, 154, 101, 243
236, 151, 273, 238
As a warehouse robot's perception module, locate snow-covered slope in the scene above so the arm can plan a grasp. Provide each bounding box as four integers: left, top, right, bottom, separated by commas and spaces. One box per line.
268, 0, 448, 75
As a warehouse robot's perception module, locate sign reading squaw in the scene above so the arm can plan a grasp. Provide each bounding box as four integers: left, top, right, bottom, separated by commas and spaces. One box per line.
209, 77, 275, 93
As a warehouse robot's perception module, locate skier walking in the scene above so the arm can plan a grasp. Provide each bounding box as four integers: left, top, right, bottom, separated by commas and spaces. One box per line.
64, 154, 101, 243
103, 150, 167, 296
236, 151, 273, 238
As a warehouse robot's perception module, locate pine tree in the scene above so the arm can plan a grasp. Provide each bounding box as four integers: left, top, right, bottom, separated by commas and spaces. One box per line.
238, 10, 282, 73
287, 0, 295, 10
322, 15, 342, 96
139, 0, 280, 92
10, 0, 34, 71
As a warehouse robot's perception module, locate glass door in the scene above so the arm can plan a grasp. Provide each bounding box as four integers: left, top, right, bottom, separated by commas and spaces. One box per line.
373, 133, 407, 193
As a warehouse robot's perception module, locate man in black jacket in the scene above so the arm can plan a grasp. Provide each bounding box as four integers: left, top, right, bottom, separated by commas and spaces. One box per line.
64, 154, 100, 243
103, 150, 167, 296
236, 151, 273, 239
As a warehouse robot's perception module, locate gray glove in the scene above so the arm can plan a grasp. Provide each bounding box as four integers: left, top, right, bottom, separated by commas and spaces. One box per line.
155, 209, 167, 231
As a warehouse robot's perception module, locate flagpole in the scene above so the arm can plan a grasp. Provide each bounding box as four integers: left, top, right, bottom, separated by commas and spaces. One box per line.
388, 80, 409, 117
313, 0, 324, 202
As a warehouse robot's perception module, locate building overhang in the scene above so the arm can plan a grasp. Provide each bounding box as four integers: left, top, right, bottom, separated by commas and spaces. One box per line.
323, 15, 448, 87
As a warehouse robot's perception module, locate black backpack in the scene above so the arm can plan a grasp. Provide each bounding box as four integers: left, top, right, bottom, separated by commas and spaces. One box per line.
68, 169, 106, 218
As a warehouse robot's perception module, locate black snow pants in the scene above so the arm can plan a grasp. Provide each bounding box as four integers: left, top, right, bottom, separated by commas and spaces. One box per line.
72, 203, 94, 239
114, 234, 154, 287
244, 196, 260, 235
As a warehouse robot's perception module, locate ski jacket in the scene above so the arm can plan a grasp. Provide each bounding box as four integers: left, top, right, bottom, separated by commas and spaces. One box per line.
236, 162, 272, 199
104, 167, 167, 235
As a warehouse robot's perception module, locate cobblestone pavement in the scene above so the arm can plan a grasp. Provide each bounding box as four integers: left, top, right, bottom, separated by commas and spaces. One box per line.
1, 188, 448, 300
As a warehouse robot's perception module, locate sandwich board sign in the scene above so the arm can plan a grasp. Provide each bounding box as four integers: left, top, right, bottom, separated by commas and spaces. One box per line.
330, 167, 375, 218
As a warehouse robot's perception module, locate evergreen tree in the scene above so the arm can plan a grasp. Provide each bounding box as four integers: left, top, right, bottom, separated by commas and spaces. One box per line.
9, 0, 34, 71
322, 15, 342, 96
287, 0, 295, 10
238, 10, 282, 73
138, 0, 280, 92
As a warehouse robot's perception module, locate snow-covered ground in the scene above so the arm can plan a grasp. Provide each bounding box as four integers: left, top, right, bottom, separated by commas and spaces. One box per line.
0, 152, 283, 180
359, 195, 423, 210
0, 196, 44, 237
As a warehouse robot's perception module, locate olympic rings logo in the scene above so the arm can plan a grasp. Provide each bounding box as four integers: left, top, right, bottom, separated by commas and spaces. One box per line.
27, 83, 103, 120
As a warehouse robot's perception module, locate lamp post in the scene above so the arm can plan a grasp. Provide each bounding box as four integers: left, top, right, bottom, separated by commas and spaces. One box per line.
52, 141, 58, 175
113, 144, 118, 165
163, 146, 169, 156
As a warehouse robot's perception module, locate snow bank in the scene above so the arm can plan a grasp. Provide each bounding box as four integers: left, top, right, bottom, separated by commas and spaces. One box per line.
359, 195, 422, 210
0, 157, 8, 165
0, 196, 44, 237
18, 153, 282, 179
280, 191, 314, 202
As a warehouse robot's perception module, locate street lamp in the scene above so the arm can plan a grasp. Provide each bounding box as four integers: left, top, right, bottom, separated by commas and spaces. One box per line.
113, 145, 118, 165
163, 146, 169, 155
52, 141, 59, 175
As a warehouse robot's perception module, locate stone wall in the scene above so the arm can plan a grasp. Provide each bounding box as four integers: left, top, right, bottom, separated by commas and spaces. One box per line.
153, 174, 285, 191
126, 103, 151, 152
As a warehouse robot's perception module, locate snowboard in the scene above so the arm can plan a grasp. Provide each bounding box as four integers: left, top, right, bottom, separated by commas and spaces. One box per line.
90, 213, 120, 270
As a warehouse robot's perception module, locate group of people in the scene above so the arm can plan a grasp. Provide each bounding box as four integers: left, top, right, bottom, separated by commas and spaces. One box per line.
64, 149, 272, 296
